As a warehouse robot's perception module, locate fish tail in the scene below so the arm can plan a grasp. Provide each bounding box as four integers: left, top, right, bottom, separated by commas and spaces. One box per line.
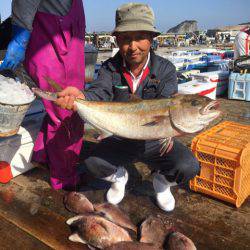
32, 88, 58, 101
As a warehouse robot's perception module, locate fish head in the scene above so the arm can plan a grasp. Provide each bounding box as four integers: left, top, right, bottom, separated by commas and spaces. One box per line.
73, 215, 132, 249
167, 232, 197, 250
140, 216, 174, 248
68, 215, 108, 248
169, 94, 221, 134
63, 192, 94, 214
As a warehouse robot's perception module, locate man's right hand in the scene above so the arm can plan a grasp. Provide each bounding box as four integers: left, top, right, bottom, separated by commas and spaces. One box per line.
56, 87, 85, 112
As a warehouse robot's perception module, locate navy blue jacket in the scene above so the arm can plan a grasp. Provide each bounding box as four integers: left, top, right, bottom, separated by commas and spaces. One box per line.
84, 50, 177, 102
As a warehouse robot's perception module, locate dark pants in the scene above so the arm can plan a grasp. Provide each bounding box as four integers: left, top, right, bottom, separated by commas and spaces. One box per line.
84, 137, 200, 184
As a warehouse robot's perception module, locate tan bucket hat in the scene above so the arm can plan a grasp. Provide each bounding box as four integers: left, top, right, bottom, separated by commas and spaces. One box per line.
112, 3, 161, 37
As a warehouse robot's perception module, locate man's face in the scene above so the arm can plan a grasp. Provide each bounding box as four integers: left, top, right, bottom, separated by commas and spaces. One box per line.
116, 31, 153, 66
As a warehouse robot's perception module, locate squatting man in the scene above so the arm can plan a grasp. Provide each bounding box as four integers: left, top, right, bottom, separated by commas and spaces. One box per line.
55, 3, 200, 212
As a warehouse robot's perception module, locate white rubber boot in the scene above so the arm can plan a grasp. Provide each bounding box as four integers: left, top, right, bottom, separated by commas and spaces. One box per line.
153, 173, 177, 212
102, 167, 128, 205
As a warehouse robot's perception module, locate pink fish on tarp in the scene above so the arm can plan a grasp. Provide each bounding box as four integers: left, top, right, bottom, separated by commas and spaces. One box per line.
140, 216, 197, 250
140, 216, 174, 249
64, 192, 197, 249
66, 214, 132, 249
167, 232, 197, 250
63, 192, 137, 233
93, 203, 137, 233
63, 192, 94, 214
104, 241, 161, 250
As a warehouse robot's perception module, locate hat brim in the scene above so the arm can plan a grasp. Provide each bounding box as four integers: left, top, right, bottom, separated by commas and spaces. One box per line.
112, 23, 161, 37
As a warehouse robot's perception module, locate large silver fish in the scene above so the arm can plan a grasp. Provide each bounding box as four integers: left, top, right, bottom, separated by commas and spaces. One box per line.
32, 87, 220, 154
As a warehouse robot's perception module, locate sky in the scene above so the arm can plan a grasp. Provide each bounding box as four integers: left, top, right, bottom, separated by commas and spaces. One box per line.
1, 0, 250, 32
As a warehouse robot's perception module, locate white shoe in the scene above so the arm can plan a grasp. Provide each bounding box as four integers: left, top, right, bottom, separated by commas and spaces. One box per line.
153, 173, 177, 212
102, 167, 128, 205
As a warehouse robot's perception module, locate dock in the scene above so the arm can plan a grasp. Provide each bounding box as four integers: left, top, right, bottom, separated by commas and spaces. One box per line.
0, 96, 249, 250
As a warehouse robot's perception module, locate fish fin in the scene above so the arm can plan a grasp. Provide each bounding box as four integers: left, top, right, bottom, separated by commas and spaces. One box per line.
96, 131, 113, 141
98, 220, 110, 234
170, 93, 179, 98
142, 116, 168, 126
95, 204, 138, 233
69, 233, 87, 244
129, 94, 142, 102
81, 119, 113, 140
66, 215, 84, 226
159, 138, 174, 156
44, 76, 63, 91
87, 245, 96, 250
95, 211, 106, 218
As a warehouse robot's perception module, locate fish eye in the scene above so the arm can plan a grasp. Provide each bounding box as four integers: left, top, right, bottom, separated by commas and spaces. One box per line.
191, 100, 199, 106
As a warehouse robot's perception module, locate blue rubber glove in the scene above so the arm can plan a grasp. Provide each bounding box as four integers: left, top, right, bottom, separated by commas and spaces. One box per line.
0, 25, 31, 71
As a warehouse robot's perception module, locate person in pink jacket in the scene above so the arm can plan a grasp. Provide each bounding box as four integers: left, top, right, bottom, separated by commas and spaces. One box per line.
0, 0, 85, 190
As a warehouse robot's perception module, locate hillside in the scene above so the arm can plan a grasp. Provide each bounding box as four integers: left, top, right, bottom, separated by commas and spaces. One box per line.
167, 20, 198, 34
